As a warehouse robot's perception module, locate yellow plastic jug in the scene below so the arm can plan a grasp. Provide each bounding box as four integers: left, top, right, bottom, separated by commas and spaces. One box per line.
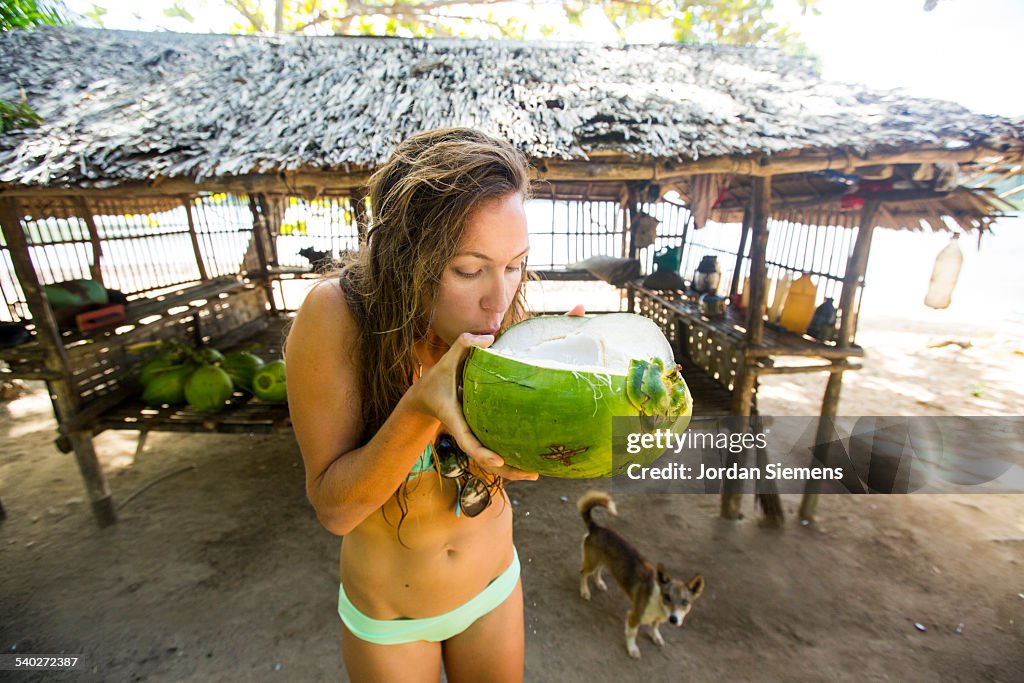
779, 274, 817, 334
768, 272, 792, 323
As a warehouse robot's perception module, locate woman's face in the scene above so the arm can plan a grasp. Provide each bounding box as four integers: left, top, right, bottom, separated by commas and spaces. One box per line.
430, 192, 530, 346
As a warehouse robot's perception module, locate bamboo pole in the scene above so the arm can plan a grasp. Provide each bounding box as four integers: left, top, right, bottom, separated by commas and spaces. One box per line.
182, 196, 209, 281
75, 196, 104, 285
800, 199, 880, 523
0, 197, 116, 527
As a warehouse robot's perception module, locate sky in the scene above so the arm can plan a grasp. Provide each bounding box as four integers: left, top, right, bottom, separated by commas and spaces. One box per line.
56, 0, 1024, 323
61, 0, 1022, 117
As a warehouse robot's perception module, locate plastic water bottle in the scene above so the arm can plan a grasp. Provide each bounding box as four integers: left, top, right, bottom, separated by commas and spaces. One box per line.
924, 235, 963, 310
807, 298, 837, 341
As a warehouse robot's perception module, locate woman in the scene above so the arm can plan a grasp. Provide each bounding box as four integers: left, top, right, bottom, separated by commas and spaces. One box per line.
286, 128, 576, 682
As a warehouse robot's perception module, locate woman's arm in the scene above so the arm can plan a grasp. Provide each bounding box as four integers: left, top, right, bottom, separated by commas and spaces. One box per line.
285, 280, 534, 536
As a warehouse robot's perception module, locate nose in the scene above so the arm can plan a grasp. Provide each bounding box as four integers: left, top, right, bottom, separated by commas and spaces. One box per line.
668, 614, 681, 626
481, 271, 512, 314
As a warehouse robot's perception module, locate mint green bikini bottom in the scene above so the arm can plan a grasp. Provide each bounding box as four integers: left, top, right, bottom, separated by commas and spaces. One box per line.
338, 547, 520, 645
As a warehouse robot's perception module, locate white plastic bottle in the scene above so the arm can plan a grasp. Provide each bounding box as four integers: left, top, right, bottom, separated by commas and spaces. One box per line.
924, 234, 963, 310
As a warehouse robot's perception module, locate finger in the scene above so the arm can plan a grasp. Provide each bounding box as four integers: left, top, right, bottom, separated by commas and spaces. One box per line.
441, 332, 494, 367
566, 304, 586, 316
488, 464, 539, 481
450, 425, 504, 470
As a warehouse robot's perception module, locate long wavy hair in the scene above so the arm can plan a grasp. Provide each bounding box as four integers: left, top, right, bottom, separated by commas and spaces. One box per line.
333, 128, 533, 533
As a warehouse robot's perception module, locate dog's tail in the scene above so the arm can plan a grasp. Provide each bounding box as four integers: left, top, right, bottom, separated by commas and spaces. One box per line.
578, 490, 617, 528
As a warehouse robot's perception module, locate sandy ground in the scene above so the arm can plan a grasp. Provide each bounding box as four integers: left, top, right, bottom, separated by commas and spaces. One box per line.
1, 306, 1023, 682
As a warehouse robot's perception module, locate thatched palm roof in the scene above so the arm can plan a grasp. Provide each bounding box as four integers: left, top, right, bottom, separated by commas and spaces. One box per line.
1, 26, 1021, 192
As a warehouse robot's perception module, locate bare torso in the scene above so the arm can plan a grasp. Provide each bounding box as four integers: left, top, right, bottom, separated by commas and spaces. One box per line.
338, 441, 515, 620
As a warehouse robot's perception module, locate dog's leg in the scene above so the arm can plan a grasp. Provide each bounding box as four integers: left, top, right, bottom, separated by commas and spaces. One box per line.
594, 566, 608, 592
650, 623, 665, 647
625, 609, 642, 659
579, 536, 593, 600
579, 571, 592, 600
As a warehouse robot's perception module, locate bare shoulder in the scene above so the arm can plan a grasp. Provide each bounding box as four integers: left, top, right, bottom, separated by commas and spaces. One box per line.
285, 278, 364, 481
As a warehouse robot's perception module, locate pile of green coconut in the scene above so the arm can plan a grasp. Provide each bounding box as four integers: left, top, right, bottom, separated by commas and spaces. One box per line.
133, 340, 286, 413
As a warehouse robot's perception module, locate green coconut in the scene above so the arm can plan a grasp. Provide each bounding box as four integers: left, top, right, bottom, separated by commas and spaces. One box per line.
138, 352, 186, 386
252, 360, 287, 403
141, 364, 194, 408
194, 347, 225, 365
184, 364, 235, 413
462, 313, 692, 478
221, 351, 265, 392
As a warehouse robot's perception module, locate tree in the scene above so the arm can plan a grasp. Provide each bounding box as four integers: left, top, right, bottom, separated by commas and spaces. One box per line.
1, 0, 68, 31
160, 1, 821, 47
2, 0, 69, 133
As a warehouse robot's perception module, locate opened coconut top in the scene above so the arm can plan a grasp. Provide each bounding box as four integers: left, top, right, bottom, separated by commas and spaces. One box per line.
487, 314, 675, 375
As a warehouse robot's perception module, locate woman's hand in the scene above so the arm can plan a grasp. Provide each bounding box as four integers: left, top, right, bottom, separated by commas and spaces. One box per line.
408, 332, 539, 482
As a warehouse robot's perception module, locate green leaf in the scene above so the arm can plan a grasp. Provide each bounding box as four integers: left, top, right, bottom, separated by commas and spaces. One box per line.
164, 2, 196, 23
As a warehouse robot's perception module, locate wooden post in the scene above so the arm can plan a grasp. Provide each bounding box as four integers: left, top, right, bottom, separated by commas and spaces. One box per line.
800, 199, 880, 522
256, 194, 283, 266
75, 196, 104, 285
183, 196, 209, 281
723, 176, 773, 520
746, 176, 771, 345
625, 182, 642, 313
247, 195, 278, 314
350, 187, 368, 247
0, 197, 116, 527
729, 206, 752, 298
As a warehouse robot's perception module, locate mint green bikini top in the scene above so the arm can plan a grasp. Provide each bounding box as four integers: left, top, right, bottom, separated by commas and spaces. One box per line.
408, 442, 436, 478
406, 442, 467, 518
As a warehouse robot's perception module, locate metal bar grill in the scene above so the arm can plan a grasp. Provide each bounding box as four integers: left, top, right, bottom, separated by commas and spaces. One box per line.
275, 195, 361, 268
189, 193, 253, 279
524, 195, 638, 270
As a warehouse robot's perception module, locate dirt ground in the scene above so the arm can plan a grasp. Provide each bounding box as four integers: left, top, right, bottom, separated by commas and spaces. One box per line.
1, 311, 1023, 682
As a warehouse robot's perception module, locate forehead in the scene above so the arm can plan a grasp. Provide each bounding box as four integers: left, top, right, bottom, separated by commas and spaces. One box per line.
457, 193, 528, 252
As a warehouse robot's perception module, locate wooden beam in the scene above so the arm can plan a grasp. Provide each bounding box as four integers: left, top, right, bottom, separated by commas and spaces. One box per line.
746, 176, 771, 346
248, 195, 277, 314
800, 199, 880, 523
350, 186, 368, 247
729, 206, 751, 298
75, 196, 104, 285
752, 361, 862, 375
1, 146, 1016, 200
0, 197, 116, 527
723, 176, 775, 522
182, 196, 208, 281
837, 200, 881, 345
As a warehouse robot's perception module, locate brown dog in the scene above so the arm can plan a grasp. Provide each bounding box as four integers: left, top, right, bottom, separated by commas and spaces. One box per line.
578, 490, 705, 658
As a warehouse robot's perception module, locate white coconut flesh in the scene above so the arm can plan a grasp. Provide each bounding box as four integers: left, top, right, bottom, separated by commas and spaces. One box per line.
486, 314, 674, 375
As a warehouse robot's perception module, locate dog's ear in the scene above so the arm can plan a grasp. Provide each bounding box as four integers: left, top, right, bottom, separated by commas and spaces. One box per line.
656, 563, 671, 585
687, 574, 706, 598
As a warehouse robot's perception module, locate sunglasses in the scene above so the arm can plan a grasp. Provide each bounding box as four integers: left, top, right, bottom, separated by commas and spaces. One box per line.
435, 434, 492, 518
